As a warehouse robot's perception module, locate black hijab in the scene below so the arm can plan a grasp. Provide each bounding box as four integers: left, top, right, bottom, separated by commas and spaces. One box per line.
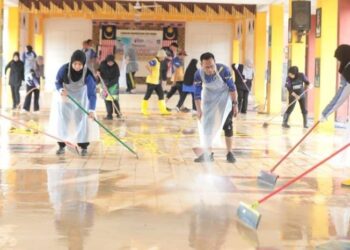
183, 59, 198, 85
99, 54, 119, 86
288, 66, 299, 78
334, 44, 350, 74
70, 50, 86, 82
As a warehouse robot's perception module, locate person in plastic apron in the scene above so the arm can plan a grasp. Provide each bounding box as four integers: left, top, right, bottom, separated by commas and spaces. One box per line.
320, 44, 350, 187
194, 52, 239, 163
49, 50, 100, 156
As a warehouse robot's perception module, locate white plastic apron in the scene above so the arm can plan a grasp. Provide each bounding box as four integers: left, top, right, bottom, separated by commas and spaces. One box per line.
198, 69, 232, 148
49, 65, 100, 143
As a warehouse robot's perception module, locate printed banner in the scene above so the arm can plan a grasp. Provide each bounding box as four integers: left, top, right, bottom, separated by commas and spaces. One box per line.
116, 29, 163, 58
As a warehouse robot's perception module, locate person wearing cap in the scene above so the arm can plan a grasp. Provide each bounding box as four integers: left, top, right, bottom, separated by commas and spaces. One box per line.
319, 44, 350, 187
165, 50, 188, 112
141, 49, 170, 115
282, 66, 311, 128
49, 50, 100, 156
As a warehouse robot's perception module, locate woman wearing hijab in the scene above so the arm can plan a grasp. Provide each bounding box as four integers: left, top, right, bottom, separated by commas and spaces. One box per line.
282, 66, 311, 128
232, 63, 249, 113
179, 58, 198, 112
98, 54, 121, 120
49, 50, 100, 156
5, 52, 24, 109
316, 44, 350, 187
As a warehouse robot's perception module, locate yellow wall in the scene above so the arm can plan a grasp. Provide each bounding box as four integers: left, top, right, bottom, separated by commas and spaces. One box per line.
34, 15, 44, 55
315, 0, 338, 132
254, 12, 267, 111
8, 7, 20, 61
288, 0, 307, 123
267, 4, 284, 114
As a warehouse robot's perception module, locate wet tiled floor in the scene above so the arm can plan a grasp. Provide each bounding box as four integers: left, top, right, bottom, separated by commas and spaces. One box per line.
0, 106, 349, 249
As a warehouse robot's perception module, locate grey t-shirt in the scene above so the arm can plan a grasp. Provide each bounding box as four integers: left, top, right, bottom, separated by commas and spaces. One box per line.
125, 47, 139, 73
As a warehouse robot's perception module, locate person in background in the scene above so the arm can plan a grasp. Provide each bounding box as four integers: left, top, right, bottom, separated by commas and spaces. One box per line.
124, 44, 139, 94
282, 66, 311, 128
5, 52, 24, 110
180, 58, 198, 114
232, 63, 249, 114
166, 50, 187, 112
22, 45, 37, 77
98, 54, 121, 120
242, 59, 254, 113
141, 49, 170, 116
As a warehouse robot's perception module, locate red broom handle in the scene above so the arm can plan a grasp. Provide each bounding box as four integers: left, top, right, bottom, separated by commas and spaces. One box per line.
270, 120, 320, 172
0, 113, 78, 149
259, 143, 350, 204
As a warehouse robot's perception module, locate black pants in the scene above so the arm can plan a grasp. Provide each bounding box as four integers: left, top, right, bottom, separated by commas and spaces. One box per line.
144, 83, 164, 100
23, 85, 40, 111
223, 110, 233, 137
58, 142, 89, 149
166, 82, 183, 100
126, 72, 136, 92
105, 100, 120, 117
177, 92, 196, 110
10, 85, 21, 108
285, 94, 308, 115
237, 89, 249, 113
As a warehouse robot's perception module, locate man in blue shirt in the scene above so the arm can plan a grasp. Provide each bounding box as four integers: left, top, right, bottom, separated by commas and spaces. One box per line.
194, 52, 238, 163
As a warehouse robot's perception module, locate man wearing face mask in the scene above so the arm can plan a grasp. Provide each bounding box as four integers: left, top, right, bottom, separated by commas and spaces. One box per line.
49, 50, 100, 156
194, 52, 238, 163
282, 66, 311, 128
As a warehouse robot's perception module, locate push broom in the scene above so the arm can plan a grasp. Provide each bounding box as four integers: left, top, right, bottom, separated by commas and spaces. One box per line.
238, 142, 349, 230
67, 94, 138, 158
262, 86, 312, 128
258, 120, 320, 186
0, 112, 80, 155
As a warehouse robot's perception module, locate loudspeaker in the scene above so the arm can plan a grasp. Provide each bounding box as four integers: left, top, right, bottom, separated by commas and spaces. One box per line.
292, 1, 311, 31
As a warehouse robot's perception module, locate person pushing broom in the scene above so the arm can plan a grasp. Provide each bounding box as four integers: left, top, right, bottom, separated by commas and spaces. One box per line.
320, 44, 350, 187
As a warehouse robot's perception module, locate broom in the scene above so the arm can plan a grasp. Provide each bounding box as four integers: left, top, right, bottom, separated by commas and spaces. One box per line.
0, 112, 80, 155
67, 94, 138, 158
237, 143, 349, 229
262, 86, 312, 128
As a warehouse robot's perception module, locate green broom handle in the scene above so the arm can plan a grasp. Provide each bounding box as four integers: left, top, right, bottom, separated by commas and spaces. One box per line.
67, 94, 138, 157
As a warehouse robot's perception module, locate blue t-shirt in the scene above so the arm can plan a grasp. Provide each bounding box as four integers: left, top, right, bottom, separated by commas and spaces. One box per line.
194, 64, 236, 100
55, 64, 97, 110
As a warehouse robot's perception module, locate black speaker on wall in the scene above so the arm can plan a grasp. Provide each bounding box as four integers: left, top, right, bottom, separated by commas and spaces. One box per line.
292, 1, 311, 31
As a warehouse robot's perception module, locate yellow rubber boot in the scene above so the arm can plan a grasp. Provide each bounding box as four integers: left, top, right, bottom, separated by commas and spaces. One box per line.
141, 100, 150, 115
341, 179, 350, 187
158, 100, 171, 115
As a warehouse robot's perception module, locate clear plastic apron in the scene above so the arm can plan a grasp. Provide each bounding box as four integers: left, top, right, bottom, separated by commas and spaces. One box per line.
198, 69, 232, 148
49, 66, 100, 143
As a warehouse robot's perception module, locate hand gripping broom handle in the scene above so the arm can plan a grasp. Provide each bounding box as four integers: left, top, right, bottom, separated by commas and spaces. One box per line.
0, 112, 79, 151
258, 143, 349, 205
67, 95, 138, 157
265, 87, 311, 124
270, 120, 320, 173
99, 77, 122, 116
